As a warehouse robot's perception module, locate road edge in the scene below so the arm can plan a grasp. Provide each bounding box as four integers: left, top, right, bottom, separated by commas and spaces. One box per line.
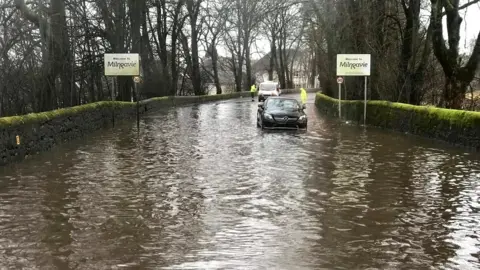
0, 92, 250, 166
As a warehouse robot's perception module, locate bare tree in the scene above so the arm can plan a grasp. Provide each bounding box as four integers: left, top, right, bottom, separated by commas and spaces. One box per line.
10, 0, 476, 117
14, 0, 73, 110
202, 0, 231, 94
185, 0, 204, 95
430, 0, 480, 108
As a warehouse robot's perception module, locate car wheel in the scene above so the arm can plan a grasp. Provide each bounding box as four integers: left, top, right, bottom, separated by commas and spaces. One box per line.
257, 114, 261, 127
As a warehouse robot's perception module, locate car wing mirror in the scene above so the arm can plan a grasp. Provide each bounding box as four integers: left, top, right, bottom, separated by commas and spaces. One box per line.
258, 103, 264, 108
302, 104, 306, 110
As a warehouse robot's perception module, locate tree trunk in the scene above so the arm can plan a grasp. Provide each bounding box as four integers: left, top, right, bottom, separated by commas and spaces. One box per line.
14, 0, 72, 111
186, 0, 202, 95
180, 33, 193, 93
129, 0, 143, 101
397, 0, 420, 103
430, 0, 480, 109
112, 1, 131, 101
50, 0, 73, 108
325, 38, 335, 98
155, 2, 171, 95
230, 54, 241, 92
169, 1, 185, 96
245, 44, 253, 88
309, 50, 316, 88
37, 70, 55, 111
285, 51, 292, 88
268, 48, 275, 81
278, 37, 286, 88
211, 45, 222, 94
444, 76, 468, 108
269, 33, 276, 81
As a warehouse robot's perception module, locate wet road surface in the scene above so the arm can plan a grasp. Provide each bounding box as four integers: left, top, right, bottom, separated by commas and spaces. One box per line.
1, 94, 480, 269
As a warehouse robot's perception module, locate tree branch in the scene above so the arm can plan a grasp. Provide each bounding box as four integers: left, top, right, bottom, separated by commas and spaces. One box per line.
430, 0, 453, 75
460, 30, 480, 81
441, 0, 480, 16
14, 0, 40, 28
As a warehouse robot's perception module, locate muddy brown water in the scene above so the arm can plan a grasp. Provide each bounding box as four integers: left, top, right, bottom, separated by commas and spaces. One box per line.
1, 94, 480, 269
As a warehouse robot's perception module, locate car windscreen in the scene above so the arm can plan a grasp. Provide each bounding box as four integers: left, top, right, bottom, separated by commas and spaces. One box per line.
259, 83, 277, 91
266, 99, 300, 110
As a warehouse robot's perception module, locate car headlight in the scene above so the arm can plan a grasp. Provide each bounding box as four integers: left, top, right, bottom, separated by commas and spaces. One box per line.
264, 113, 273, 120
298, 115, 306, 121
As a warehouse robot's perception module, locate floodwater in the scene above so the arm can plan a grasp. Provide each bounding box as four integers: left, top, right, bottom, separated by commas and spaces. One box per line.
1, 94, 480, 270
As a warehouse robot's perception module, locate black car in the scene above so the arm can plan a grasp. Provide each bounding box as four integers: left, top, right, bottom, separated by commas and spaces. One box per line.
257, 97, 307, 129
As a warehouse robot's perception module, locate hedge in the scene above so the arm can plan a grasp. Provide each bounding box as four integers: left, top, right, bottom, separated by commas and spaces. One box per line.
315, 92, 480, 149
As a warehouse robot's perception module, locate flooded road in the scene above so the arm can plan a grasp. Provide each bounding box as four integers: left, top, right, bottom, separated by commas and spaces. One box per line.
1, 94, 480, 269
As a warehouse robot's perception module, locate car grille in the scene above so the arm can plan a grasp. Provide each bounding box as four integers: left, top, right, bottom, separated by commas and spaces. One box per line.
273, 116, 298, 123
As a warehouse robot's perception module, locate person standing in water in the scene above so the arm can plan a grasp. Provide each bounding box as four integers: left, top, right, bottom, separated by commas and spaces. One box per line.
250, 84, 256, 101
300, 87, 307, 105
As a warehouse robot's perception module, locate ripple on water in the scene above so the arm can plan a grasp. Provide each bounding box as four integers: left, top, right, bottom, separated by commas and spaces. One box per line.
0, 96, 480, 269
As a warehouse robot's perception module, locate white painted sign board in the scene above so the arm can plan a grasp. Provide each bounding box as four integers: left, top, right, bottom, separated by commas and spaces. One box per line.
336, 54, 371, 76
104, 53, 140, 76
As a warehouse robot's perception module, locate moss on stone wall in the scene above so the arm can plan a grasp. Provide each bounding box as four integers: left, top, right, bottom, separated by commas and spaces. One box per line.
0, 92, 251, 128
0, 92, 250, 166
279, 88, 320, 94
315, 92, 480, 149
0, 101, 135, 128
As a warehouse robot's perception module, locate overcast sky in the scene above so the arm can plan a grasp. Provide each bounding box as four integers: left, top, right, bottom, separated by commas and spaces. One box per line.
453, 2, 480, 53
216, 3, 480, 60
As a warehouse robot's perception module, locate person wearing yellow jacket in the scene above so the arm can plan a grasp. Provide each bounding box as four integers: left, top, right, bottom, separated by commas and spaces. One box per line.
300, 87, 307, 105
250, 84, 256, 101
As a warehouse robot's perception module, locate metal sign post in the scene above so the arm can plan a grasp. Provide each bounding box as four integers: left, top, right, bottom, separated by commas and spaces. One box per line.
364, 76, 367, 125
104, 52, 141, 130
134, 76, 141, 131
336, 54, 371, 125
111, 77, 115, 127
337, 76, 343, 118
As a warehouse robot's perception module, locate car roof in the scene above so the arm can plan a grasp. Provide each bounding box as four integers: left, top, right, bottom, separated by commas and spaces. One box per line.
260, 81, 278, 85
265, 97, 301, 105
266, 97, 297, 101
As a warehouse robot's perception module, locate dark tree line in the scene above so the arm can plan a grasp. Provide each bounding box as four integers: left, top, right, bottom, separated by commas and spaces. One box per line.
305, 0, 480, 109
0, 0, 306, 117
0, 0, 479, 117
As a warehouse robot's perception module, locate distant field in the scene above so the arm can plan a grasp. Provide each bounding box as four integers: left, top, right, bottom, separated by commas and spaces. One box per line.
465, 90, 480, 99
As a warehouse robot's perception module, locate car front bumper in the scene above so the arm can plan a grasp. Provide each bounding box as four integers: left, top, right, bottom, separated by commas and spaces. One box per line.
262, 117, 307, 129
262, 125, 305, 130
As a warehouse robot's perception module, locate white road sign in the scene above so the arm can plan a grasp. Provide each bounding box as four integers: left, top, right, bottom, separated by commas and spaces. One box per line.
104, 53, 140, 76
336, 54, 371, 76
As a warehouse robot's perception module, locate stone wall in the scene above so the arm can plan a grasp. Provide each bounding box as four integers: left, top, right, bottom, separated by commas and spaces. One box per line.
0, 92, 251, 166
280, 88, 320, 95
315, 92, 480, 150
